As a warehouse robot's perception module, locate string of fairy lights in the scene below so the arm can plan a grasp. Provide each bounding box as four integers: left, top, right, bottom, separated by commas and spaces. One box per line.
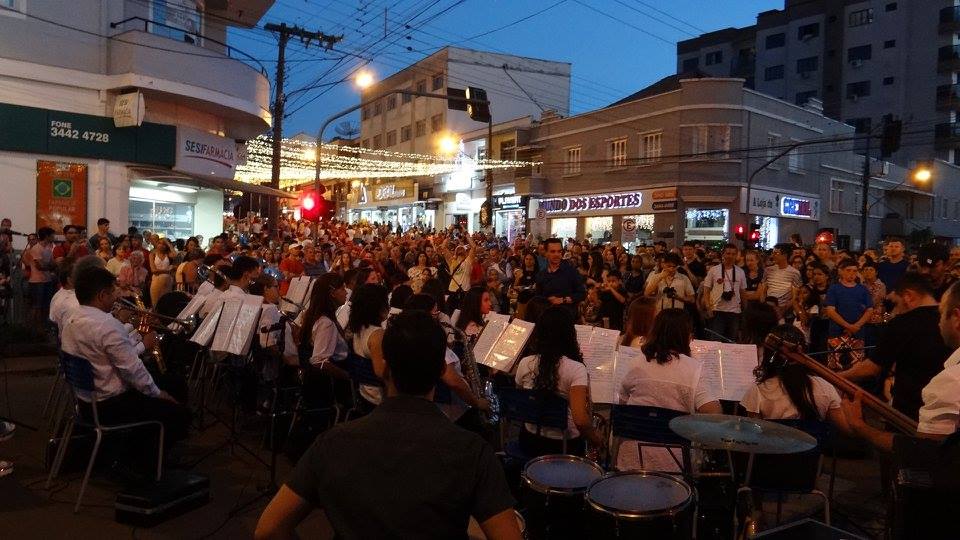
235, 135, 540, 189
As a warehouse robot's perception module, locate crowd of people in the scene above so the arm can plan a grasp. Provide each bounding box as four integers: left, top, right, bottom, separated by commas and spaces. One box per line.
3, 213, 960, 537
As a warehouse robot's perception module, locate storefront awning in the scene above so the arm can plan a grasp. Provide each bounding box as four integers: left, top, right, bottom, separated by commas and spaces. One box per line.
129, 166, 296, 199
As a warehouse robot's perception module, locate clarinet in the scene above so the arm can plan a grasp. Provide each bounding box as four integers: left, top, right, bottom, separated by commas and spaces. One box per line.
443, 322, 492, 424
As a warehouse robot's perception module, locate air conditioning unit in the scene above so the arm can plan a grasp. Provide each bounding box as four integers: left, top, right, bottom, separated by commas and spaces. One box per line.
850, 59, 863, 68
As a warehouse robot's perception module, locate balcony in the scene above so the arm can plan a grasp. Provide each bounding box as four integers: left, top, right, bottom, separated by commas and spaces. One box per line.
936, 84, 960, 111
940, 6, 960, 33
938, 45, 960, 73
107, 18, 270, 138
934, 122, 960, 148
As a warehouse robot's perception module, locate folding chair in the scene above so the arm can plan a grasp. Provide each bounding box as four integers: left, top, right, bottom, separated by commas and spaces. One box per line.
495, 387, 569, 460
46, 352, 164, 513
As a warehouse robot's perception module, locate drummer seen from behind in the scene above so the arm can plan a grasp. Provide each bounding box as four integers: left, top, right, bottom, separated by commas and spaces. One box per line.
842, 280, 960, 452
255, 311, 521, 540
617, 308, 722, 472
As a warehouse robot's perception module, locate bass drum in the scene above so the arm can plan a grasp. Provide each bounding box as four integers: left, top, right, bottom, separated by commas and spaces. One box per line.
520, 454, 604, 540
586, 471, 695, 539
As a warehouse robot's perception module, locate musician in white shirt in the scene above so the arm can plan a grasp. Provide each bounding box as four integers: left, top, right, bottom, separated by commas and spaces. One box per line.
843, 280, 960, 451
49, 265, 78, 334
60, 267, 190, 448
617, 308, 722, 472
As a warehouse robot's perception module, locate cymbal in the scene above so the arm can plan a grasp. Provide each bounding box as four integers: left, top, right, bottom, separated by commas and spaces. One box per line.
668, 414, 817, 454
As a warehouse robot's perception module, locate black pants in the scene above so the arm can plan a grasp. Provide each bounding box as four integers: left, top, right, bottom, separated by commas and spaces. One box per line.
707, 311, 741, 341
80, 390, 191, 451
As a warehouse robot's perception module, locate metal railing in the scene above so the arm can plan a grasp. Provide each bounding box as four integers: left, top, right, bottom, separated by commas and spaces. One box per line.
109, 16, 268, 76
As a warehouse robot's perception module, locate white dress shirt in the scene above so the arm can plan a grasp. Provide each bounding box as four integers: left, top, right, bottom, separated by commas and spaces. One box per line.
918, 348, 960, 436
309, 315, 348, 367
49, 287, 79, 332
60, 305, 161, 402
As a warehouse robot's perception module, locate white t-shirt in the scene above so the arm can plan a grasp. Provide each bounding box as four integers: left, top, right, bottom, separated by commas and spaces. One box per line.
702, 264, 747, 314
514, 355, 589, 439
353, 325, 383, 405
617, 352, 719, 472
741, 376, 841, 420
918, 349, 960, 436
448, 254, 473, 293
49, 287, 79, 333
647, 271, 695, 312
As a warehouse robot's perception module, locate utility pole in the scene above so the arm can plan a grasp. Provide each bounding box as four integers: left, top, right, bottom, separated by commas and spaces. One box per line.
265, 23, 342, 238
859, 132, 872, 252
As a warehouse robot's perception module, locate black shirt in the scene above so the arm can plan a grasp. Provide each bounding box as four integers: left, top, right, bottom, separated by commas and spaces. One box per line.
598, 286, 626, 331
286, 395, 515, 540
535, 260, 587, 307
873, 305, 951, 421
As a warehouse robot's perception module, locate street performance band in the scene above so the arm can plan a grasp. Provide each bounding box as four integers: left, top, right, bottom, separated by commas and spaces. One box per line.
37, 225, 960, 540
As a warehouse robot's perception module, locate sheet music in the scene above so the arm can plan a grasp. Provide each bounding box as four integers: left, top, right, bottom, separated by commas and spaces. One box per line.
581, 327, 621, 404
211, 300, 242, 353
484, 312, 511, 325
190, 302, 223, 347
231, 295, 263, 357
175, 292, 207, 324
472, 319, 508, 368
302, 278, 317, 311
281, 277, 310, 314
196, 281, 215, 296
611, 345, 645, 404
451, 309, 461, 327
690, 340, 759, 401
484, 319, 534, 372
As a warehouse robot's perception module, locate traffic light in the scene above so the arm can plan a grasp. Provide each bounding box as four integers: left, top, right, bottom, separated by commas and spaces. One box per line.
734, 224, 746, 241
880, 119, 902, 157
816, 228, 836, 245
300, 190, 320, 221
465, 86, 491, 123
748, 223, 761, 248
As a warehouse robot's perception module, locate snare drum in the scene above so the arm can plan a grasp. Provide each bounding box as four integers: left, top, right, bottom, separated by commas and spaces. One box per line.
521, 454, 604, 539
586, 471, 695, 539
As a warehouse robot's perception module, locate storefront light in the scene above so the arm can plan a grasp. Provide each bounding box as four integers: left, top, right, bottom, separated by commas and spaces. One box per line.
165, 185, 198, 194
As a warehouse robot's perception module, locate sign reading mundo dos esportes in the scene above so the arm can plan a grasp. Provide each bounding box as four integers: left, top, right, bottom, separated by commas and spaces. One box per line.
538, 188, 676, 217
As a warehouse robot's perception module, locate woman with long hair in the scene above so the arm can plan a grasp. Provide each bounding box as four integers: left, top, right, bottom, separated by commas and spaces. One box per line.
149, 240, 175, 306
618, 308, 722, 471
742, 324, 848, 432
586, 250, 605, 286
621, 296, 657, 347
455, 285, 490, 337
294, 272, 351, 409
742, 250, 766, 303
347, 283, 390, 408
406, 251, 435, 294
514, 307, 604, 457
331, 251, 353, 275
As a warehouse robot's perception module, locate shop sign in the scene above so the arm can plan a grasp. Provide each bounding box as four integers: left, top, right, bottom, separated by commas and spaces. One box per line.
745, 188, 820, 220
36, 161, 87, 234
652, 200, 678, 211
113, 91, 145, 127
538, 189, 676, 216
493, 194, 528, 210
622, 218, 637, 243
175, 126, 237, 179
0, 102, 175, 166
372, 180, 417, 202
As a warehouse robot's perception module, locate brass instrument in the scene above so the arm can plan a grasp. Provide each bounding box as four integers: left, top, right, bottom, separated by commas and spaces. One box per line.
765, 333, 918, 435
443, 321, 494, 425
112, 297, 197, 375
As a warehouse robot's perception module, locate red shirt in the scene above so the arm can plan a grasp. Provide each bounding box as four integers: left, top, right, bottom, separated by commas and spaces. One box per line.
52, 242, 90, 260
278, 257, 305, 295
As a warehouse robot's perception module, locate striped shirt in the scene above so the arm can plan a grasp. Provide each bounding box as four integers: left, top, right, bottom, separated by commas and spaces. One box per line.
763, 265, 801, 307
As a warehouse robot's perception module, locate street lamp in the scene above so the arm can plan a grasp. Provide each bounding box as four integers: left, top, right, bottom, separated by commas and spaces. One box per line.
437, 134, 459, 155
355, 70, 375, 90
913, 166, 932, 183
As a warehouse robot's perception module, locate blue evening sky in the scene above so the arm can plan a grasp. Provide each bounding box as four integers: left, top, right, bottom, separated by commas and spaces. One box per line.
229, 0, 782, 137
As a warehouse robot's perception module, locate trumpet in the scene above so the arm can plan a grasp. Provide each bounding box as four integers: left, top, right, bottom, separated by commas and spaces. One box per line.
197, 263, 229, 285
112, 297, 197, 335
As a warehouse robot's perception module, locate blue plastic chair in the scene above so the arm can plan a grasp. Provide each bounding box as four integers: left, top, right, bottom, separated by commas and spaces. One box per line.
46, 352, 164, 513
609, 404, 693, 475
496, 387, 570, 456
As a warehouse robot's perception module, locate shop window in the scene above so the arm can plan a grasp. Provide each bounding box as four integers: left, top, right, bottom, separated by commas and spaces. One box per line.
620, 214, 654, 250
550, 218, 577, 241
129, 199, 194, 240
608, 138, 628, 167
641, 132, 662, 163
585, 217, 613, 244
684, 209, 729, 243
564, 146, 581, 175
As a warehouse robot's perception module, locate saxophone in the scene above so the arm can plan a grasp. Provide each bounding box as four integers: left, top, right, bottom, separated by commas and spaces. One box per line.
131, 291, 167, 374
443, 322, 494, 424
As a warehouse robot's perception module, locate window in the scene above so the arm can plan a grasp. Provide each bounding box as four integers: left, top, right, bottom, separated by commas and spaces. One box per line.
847, 81, 871, 99
690, 126, 709, 155
0, 0, 25, 16
373, 101, 382, 116
796, 56, 819, 74
432, 74, 444, 90
830, 181, 845, 213
847, 117, 872, 133
796, 90, 818, 106
400, 125, 411, 142
849, 8, 873, 27
705, 51, 723, 66
787, 142, 802, 173
415, 120, 426, 137
797, 23, 819, 40
362, 138, 370, 148
373, 135, 382, 149
885, 2, 897, 12
682, 57, 699, 71
765, 33, 785, 49
955, 200, 960, 220
430, 113, 443, 133
386, 96, 397, 111
847, 45, 872, 63
415, 79, 426, 94
402, 91, 412, 104
766, 134, 779, 165
884, 39, 896, 49
641, 132, 662, 163
564, 147, 581, 175
683, 125, 736, 158
609, 138, 628, 167
361, 106, 370, 121
149, 0, 203, 44
883, 76, 895, 85
942, 197, 950, 220
129, 200, 195, 240
499, 139, 516, 160
764, 65, 785, 81
386, 130, 396, 147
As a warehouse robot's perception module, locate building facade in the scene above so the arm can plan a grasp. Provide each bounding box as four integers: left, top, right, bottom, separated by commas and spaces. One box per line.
0, 0, 281, 245
495, 76, 960, 249
677, 0, 954, 170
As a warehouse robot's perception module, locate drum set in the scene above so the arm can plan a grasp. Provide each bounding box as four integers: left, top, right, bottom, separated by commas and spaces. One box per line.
516, 414, 816, 539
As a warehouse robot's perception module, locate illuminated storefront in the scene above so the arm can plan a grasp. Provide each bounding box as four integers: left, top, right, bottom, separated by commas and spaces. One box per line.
743, 187, 821, 248
538, 188, 677, 245
492, 194, 529, 242
347, 179, 423, 229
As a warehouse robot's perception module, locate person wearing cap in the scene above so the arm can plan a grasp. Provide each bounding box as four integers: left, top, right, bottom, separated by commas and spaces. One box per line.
917, 243, 956, 301
278, 243, 305, 296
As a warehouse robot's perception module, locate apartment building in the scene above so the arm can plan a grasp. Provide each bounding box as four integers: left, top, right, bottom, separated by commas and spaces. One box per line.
0, 0, 284, 243
677, 0, 953, 169
514, 75, 960, 248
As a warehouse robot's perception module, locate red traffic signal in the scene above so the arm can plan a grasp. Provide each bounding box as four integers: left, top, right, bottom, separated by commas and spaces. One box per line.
734, 225, 746, 241
299, 190, 320, 221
